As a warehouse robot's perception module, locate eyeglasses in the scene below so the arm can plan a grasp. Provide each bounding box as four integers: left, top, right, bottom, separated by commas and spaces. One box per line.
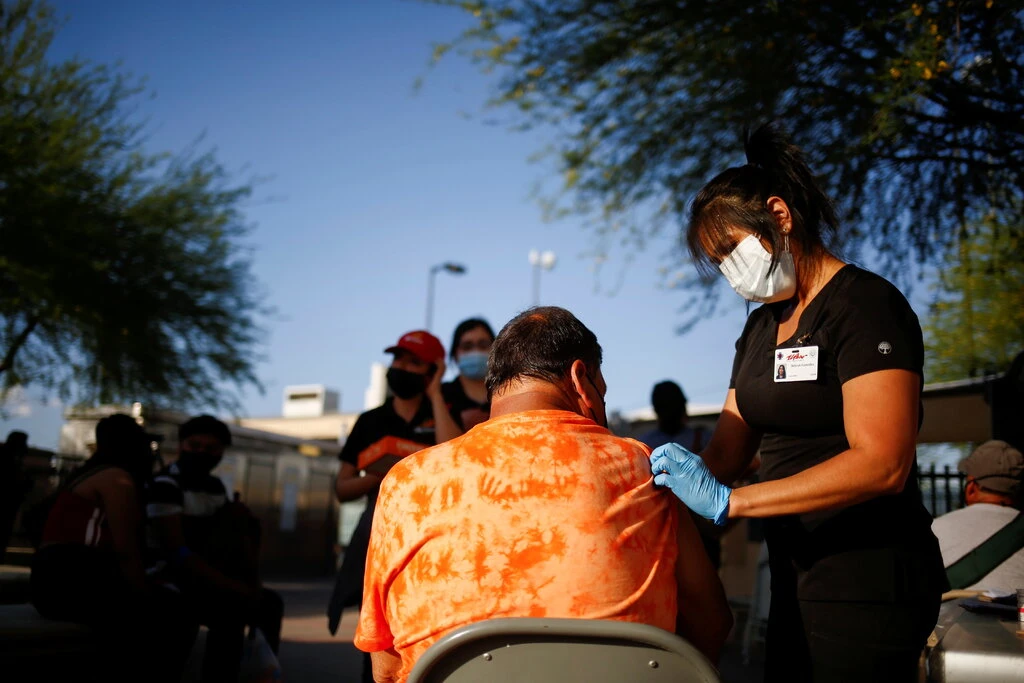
458, 340, 492, 353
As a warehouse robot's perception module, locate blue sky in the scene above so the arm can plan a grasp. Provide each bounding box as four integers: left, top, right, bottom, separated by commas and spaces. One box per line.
1, 0, 931, 449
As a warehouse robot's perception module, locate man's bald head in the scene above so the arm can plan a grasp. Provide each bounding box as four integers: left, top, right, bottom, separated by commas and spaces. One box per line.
486, 306, 603, 397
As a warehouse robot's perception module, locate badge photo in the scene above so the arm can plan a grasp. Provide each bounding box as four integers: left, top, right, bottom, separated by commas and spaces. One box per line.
774, 345, 819, 383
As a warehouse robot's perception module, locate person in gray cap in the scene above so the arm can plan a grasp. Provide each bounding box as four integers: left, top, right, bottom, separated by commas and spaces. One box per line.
931, 440, 1024, 591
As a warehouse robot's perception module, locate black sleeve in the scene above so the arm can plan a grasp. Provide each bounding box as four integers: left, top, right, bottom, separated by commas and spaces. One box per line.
833, 276, 923, 384
730, 306, 769, 389
440, 380, 465, 429
339, 411, 375, 467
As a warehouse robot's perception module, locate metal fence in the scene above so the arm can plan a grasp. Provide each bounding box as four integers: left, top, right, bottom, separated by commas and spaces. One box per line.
918, 463, 967, 518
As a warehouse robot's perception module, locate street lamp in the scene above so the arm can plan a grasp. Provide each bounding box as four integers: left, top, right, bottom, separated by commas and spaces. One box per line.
426, 261, 467, 330
528, 249, 557, 306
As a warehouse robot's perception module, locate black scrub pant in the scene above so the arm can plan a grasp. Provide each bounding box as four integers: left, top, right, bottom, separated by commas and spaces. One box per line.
764, 583, 940, 682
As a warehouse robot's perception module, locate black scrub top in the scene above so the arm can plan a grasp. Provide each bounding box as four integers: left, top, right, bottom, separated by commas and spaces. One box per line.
441, 378, 490, 431
338, 397, 437, 469
731, 265, 947, 602
330, 397, 437, 614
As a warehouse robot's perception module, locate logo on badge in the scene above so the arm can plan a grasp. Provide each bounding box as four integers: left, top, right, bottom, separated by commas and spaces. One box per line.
878, 341, 893, 355
777, 352, 783, 360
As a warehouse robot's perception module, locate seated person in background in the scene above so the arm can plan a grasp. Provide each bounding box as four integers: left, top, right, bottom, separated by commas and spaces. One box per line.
931, 440, 1024, 591
356, 306, 733, 682
147, 415, 283, 683
32, 414, 196, 683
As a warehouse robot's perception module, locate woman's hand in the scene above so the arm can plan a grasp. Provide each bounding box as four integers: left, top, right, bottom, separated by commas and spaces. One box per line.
425, 358, 446, 400
651, 443, 732, 525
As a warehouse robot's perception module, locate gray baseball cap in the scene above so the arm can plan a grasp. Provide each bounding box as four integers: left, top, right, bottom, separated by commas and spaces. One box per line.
958, 440, 1024, 495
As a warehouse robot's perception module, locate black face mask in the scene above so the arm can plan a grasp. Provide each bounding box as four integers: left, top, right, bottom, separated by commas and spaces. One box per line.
176, 450, 222, 476
387, 367, 427, 399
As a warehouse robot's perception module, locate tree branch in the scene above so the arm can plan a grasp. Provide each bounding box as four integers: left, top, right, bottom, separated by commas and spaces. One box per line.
0, 316, 40, 376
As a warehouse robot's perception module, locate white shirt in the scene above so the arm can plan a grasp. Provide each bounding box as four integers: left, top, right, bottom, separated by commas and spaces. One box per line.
931, 503, 1024, 592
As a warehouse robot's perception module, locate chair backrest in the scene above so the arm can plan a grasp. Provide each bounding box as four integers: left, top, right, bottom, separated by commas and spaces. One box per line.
406, 617, 722, 683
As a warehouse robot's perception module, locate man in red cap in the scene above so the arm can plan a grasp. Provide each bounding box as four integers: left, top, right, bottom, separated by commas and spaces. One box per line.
328, 329, 460, 683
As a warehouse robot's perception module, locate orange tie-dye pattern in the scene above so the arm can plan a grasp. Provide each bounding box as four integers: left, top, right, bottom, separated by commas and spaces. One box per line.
354, 410, 679, 682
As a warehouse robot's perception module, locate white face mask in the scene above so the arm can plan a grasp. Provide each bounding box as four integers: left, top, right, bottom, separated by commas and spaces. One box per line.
718, 234, 797, 303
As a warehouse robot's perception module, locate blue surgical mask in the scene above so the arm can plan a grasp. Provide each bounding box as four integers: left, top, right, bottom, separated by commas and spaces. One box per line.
457, 351, 489, 380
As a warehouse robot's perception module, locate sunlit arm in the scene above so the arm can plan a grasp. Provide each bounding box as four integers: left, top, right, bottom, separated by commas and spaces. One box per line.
335, 462, 383, 503
98, 469, 147, 592
371, 648, 401, 683
728, 369, 920, 518
426, 360, 464, 443
700, 389, 763, 484
672, 500, 733, 663
428, 391, 464, 443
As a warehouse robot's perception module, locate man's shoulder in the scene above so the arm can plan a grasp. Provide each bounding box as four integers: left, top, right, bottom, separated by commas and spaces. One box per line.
933, 503, 1019, 534
150, 466, 182, 489
358, 401, 395, 423
195, 474, 227, 494
385, 433, 460, 485
155, 465, 225, 495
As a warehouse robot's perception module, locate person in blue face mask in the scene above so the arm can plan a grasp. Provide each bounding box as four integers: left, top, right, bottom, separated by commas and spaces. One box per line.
441, 318, 496, 432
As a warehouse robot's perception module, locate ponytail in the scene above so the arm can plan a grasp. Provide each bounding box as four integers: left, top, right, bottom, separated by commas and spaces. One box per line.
744, 123, 837, 240
687, 123, 837, 276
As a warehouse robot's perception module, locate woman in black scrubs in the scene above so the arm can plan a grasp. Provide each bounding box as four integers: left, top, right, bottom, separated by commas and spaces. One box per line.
651, 124, 947, 682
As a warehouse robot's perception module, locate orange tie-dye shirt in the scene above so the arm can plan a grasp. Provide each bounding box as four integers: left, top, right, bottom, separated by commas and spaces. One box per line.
354, 410, 679, 681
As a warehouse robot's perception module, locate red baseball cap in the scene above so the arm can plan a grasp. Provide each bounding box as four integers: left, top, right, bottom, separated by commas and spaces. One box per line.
385, 330, 445, 365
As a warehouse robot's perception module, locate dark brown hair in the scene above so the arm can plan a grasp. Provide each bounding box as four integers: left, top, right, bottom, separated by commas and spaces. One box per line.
486, 307, 602, 397
449, 318, 495, 360
687, 123, 838, 277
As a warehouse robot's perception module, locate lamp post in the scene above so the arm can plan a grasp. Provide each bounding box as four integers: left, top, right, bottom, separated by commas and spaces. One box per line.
528, 249, 557, 306
426, 261, 467, 330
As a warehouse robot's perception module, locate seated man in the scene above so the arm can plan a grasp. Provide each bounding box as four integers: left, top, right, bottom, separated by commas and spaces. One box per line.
355, 306, 732, 682
147, 415, 284, 682
931, 440, 1024, 591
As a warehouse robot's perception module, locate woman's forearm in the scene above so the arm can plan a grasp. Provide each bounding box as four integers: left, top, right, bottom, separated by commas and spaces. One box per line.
728, 445, 911, 518
335, 472, 381, 502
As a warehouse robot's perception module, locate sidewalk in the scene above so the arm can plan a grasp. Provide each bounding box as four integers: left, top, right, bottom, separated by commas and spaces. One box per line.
269, 579, 764, 683
269, 579, 365, 683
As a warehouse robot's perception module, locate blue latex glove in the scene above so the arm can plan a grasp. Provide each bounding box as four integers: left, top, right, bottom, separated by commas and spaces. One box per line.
650, 443, 732, 526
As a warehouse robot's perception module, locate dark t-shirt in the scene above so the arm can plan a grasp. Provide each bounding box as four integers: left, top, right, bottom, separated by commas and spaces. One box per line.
332, 398, 438, 612
730, 265, 945, 601
339, 398, 437, 469
145, 462, 229, 569
441, 378, 490, 431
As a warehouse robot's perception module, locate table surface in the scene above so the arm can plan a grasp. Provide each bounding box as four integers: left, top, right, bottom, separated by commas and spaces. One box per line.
925, 601, 1024, 682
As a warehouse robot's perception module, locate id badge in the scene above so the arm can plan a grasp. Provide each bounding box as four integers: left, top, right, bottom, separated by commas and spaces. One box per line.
774, 345, 819, 382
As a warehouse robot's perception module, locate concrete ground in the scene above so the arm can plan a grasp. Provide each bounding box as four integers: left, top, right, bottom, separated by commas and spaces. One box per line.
269, 579, 764, 683
269, 579, 365, 682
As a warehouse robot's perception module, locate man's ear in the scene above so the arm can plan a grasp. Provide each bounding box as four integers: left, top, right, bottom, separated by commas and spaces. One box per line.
766, 196, 793, 234
568, 359, 596, 411
964, 478, 980, 505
